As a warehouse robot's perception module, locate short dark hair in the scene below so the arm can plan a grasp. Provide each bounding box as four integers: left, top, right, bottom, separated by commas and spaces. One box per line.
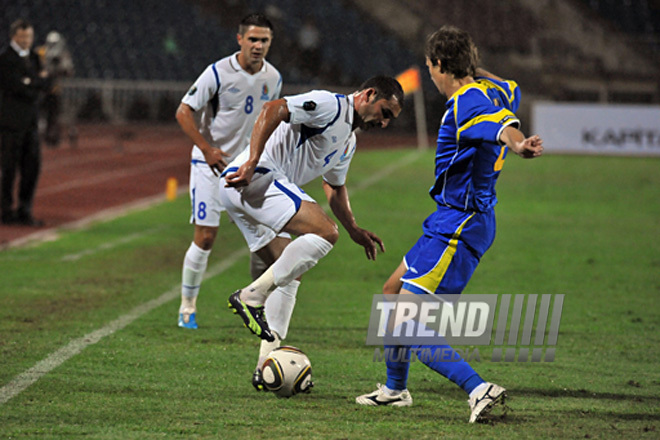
359, 76, 404, 108
425, 25, 479, 79
239, 13, 273, 35
10, 19, 32, 38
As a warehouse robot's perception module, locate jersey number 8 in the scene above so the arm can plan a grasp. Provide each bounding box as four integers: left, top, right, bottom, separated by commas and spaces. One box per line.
244, 96, 254, 114
197, 201, 207, 220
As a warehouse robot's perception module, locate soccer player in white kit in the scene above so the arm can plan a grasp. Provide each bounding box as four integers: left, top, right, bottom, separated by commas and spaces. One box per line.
220, 76, 404, 388
175, 13, 281, 330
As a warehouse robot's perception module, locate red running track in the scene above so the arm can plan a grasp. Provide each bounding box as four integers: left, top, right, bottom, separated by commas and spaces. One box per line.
0, 124, 420, 249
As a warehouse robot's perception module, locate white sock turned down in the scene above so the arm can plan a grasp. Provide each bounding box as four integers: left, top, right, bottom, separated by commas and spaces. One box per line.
180, 242, 211, 314
240, 234, 332, 306
256, 280, 300, 369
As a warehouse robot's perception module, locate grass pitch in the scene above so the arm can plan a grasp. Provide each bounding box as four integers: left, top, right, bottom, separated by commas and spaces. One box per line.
1, 149, 659, 439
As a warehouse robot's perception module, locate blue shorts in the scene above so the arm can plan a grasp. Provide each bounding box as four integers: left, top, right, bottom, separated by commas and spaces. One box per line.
401, 207, 495, 297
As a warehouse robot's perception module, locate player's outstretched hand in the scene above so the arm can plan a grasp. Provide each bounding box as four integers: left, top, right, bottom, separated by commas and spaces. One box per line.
204, 148, 230, 176
517, 135, 544, 159
350, 228, 385, 261
225, 161, 256, 188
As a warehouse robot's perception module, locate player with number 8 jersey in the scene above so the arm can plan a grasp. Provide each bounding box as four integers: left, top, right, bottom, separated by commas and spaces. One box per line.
182, 50, 281, 170
174, 13, 282, 331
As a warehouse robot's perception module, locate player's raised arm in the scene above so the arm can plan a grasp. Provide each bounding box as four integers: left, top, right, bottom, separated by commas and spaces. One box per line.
225, 98, 290, 187
175, 102, 229, 175
499, 125, 544, 159
322, 180, 385, 260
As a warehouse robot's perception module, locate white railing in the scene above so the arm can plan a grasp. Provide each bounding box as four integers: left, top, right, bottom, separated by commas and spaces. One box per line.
59, 79, 353, 124
60, 78, 189, 123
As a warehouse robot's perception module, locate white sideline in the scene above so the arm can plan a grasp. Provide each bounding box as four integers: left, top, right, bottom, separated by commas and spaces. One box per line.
4, 187, 188, 250
0, 150, 423, 406
60, 227, 163, 262
0, 247, 249, 406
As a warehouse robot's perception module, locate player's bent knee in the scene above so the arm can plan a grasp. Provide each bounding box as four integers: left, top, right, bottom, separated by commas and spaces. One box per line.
199, 238, 215, 250
194, 226, 218, 250
286, 202, 339, 244
196, 235, 215, 250
318, 222, 339, 245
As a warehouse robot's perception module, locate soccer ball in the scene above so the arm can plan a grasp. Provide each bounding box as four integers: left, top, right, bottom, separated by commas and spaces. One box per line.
261, 346, 313, 397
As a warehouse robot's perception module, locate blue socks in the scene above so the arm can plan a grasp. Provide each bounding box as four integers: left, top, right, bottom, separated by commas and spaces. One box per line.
385, 343, 483, 394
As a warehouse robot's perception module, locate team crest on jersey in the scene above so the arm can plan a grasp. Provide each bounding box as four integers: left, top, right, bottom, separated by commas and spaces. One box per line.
261, 84, 269, 100
228, 87, 241, 94
187, 86, 197, 96
340, 143, 353, 160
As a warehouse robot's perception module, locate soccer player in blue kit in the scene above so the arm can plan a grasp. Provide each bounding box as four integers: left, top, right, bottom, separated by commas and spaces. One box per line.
356, 26, 543, 423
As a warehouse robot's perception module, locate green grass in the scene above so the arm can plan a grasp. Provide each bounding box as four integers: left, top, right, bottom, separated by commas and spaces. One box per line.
1, 149, 659, 439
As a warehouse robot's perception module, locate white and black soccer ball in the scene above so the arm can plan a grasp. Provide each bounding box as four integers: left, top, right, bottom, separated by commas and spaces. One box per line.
261, 346, 313, 398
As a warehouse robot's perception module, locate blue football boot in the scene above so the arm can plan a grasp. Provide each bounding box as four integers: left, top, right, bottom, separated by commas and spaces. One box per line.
178, 312, 198, 329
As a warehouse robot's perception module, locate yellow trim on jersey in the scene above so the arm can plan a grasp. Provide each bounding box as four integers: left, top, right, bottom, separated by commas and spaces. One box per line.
451, 82, 487, 123
456, 108, 517, 143
450, 82, 489, 101
451, 83, 489, 124
494, 145, 507, 172
476, 78, 518, 105
406, 213, 476, 294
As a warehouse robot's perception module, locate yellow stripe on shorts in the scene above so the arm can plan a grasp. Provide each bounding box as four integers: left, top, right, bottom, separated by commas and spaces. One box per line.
407, 213, 476, 294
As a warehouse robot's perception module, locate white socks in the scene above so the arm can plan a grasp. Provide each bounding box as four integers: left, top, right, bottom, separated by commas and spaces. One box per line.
255, 280, 300, 369
242, 235, 331, 371
180, 242, 211, 313
241, 234, 332, 306
257, 333, 281, 370
272, 234, 333, 285
265, 280, 300, 340
241, 267, 275, 306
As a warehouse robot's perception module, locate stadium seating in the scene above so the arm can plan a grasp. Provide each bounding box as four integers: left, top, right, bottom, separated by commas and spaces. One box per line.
2, 0, 236, 81
243, 0, 419, 85
577, 0, 660, 54
410, 0, 541, 55
1, 0, 656, 120
0, 0, 418, 85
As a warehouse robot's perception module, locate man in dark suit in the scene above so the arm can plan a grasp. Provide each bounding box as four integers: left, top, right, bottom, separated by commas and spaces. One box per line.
0, 19, 48, 226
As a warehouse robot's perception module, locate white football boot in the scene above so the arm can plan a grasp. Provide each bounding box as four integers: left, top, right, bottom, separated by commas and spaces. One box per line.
356, 383, 413, 407
468, 382, 507, 423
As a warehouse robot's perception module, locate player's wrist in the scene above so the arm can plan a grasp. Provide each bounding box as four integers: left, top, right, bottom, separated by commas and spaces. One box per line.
197, 143, 213, 156
347, 224, 363, 239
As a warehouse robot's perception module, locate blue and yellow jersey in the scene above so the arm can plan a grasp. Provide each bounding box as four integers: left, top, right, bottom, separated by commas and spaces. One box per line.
430, 77, 520, 212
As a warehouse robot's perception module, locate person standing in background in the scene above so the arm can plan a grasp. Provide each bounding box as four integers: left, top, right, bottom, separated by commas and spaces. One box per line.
38, 30, 74, 148
0, 19, 48, 226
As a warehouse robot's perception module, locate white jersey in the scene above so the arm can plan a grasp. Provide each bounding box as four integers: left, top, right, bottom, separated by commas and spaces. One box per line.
229, 90, 357, 187
182, 52, 282, 162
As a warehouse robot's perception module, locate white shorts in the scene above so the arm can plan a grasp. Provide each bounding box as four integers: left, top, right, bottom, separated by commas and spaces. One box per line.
189, 157, 224, 227
218, 170, 315, 252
